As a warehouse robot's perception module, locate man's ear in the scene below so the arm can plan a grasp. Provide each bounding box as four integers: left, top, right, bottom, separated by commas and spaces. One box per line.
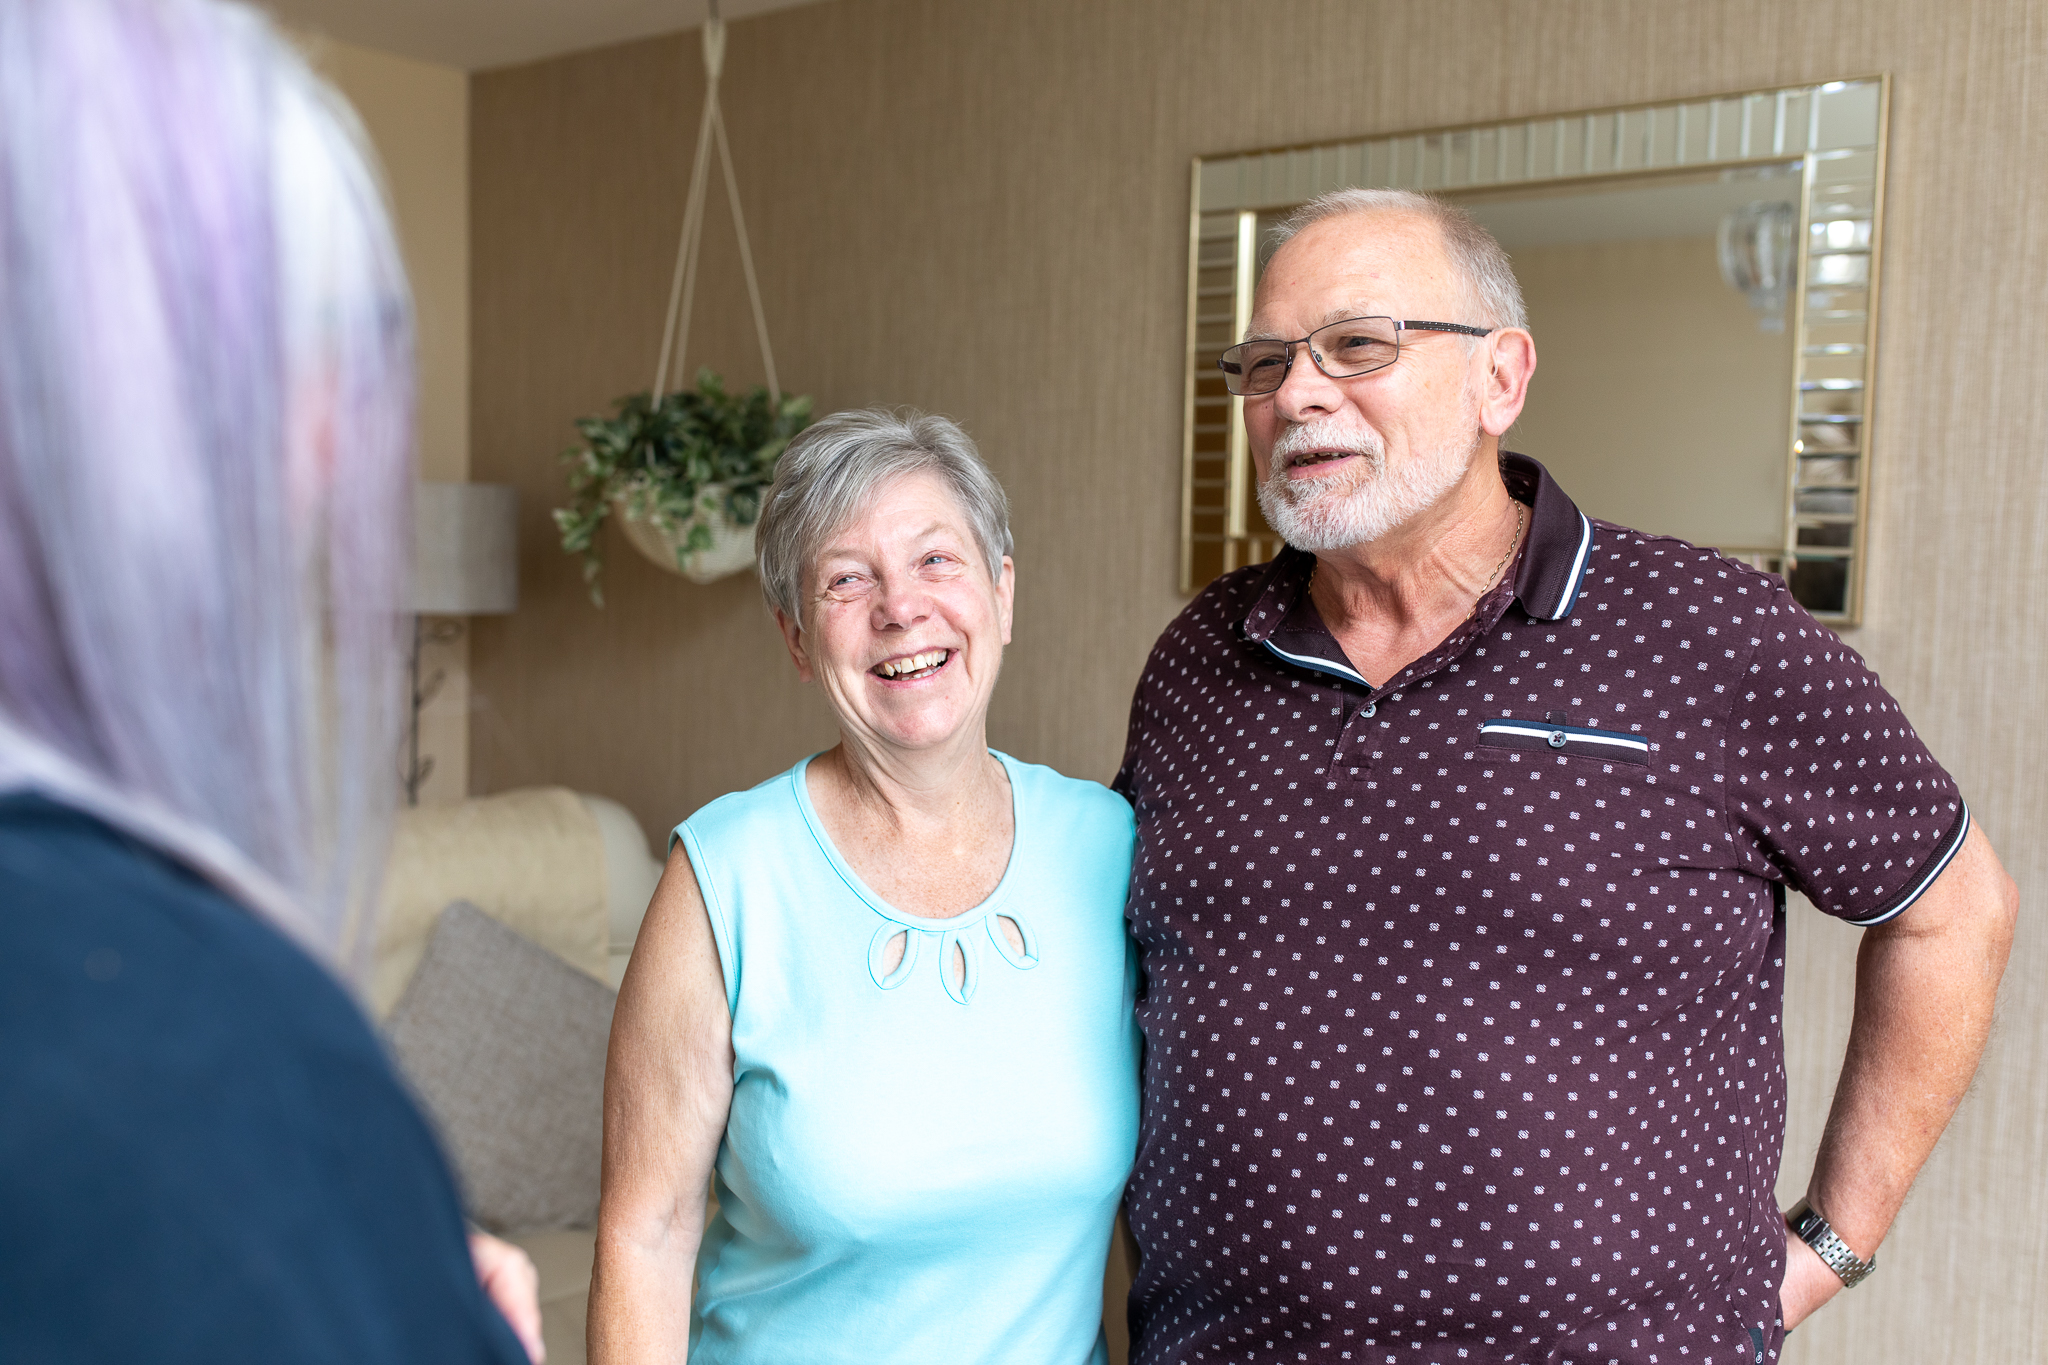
1478, 328, 1536, 438
774, 608, 814, 683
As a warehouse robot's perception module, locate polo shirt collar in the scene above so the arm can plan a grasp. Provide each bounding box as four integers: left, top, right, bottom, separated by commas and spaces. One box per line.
1501, 451, 1594, 622
1237, 452, 1594, 687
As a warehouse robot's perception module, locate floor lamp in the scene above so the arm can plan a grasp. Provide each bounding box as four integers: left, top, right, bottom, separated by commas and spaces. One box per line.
407, 482, 518, 805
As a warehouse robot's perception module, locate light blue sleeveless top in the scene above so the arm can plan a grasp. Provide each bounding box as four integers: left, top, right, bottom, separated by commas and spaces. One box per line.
674, 751, 1139, 1365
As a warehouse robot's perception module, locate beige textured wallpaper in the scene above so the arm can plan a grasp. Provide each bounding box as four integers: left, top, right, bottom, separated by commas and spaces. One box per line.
470, 2, 2046, 1359
313, 37, 477, 806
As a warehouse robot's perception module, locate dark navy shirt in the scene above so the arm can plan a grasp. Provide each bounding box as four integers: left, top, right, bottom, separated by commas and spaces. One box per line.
0, 793, 527, 1365
1114, 455, 1968, 1365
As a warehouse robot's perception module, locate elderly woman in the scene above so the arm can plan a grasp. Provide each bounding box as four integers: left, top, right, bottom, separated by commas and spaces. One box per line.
590, 410, 1138, 1364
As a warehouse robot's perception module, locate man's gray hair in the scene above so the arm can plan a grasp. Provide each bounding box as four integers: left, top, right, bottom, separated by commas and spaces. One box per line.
757, 408, 1013, 625
1269, 188, 1529, 333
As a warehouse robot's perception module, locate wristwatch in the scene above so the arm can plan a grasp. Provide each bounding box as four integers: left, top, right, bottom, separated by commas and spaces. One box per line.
1785, 1199, 1877, 1287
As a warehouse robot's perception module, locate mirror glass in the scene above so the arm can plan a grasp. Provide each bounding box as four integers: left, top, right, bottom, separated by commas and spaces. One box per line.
1465, 166, 1798, 561
1182, 79, 1886, 623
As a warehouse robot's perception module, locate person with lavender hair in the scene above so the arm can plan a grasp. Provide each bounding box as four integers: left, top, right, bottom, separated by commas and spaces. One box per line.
0, 0, 540, 1358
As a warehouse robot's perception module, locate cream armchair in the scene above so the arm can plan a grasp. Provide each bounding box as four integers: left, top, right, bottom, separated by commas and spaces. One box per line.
376, 787, 661, 1365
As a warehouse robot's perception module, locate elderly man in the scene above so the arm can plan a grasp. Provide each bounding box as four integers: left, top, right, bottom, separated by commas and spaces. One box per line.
1113, 188, 2016, 1365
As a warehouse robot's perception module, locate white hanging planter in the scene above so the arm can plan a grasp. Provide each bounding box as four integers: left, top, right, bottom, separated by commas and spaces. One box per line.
557, 10, 796, 603
620, 14, 772, 593
617, 487, 758, 585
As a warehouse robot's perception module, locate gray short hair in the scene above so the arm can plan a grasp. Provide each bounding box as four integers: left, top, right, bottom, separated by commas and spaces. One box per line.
1268, 188, 1528, 332
757, 408, 1013, 625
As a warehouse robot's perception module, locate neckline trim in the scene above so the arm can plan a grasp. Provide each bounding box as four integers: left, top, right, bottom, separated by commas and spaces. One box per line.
1500, 451, 1595, 621
790, 749, 1022, 930
1260, 637, 1371, 688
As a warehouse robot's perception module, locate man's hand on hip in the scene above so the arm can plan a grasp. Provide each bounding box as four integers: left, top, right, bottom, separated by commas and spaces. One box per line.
1781, 824, 2017, 1331
1779, 1228, 1844, 1331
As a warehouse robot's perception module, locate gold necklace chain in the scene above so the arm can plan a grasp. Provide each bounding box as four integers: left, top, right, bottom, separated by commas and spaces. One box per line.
1476, 500, 1526, 609
1307, 498, 1527, 623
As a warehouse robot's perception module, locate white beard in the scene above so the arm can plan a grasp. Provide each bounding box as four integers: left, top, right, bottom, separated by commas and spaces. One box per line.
1255, 407, 1482, 553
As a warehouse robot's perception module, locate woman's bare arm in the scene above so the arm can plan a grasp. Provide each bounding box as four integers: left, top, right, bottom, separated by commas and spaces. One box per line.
587, 842, 734, 1364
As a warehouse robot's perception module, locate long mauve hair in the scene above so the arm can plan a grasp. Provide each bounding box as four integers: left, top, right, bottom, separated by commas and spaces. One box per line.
0, 0, 414, 966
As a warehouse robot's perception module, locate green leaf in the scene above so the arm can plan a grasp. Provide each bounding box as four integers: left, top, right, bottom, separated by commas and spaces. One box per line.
551, 369, 812, 603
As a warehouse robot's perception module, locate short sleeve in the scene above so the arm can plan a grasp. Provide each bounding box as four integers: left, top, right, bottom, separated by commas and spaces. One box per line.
1723, 581, 1969, 926
675, 818, 741, 1016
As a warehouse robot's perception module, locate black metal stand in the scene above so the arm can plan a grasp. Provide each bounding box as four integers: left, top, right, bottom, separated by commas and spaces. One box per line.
401, 615, 465, 805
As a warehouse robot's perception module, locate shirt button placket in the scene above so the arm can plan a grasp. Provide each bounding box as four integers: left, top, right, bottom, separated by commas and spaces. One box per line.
1326, 694, 1380, 780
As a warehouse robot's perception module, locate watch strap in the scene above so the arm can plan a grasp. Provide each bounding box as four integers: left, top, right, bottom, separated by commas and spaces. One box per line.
1785, 1199, 1876, 1287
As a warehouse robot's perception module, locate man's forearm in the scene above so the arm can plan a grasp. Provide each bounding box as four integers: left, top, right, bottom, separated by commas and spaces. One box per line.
1797, 827, 2016, 1263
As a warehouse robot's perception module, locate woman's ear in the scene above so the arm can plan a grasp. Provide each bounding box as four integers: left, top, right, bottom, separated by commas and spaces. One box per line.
995, 556, 1015, 647
775, 608, 814, 683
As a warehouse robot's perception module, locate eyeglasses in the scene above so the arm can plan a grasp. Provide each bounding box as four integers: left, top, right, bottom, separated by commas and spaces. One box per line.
1218, 316, 1494, 396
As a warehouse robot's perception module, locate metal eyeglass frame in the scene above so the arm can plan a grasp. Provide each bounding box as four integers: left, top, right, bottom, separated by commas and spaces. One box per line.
1218, 316, 1495, 396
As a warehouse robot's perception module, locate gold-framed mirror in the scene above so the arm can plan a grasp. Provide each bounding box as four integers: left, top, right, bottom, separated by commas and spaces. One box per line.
1181, 77, 1888, 624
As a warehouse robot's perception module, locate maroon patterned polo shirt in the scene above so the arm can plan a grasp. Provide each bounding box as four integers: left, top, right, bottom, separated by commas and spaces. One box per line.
1113, 454, 1969, 1365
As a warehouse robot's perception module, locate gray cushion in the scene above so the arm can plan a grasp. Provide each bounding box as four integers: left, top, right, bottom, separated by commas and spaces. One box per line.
386, 901, 616, 1233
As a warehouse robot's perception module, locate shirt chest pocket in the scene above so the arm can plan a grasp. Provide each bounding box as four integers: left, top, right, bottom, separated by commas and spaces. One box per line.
1475, 717, 1651, 768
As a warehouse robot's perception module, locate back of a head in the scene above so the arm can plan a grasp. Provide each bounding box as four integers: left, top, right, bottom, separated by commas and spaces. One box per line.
0, 0, 414, 957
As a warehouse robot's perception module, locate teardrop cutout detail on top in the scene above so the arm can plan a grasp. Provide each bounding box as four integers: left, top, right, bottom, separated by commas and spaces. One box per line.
860, 911, 1038, 1003
867, 922, 917, 990
939, 929, 978, 1005
988, 912, 1039, 969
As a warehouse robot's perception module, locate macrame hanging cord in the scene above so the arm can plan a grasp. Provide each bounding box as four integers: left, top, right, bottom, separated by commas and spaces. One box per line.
651, 0, 780, 403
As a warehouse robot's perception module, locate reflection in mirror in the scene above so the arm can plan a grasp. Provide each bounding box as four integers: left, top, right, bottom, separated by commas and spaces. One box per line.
1460, 165, 1801, 567
1182, 78, 1888, 623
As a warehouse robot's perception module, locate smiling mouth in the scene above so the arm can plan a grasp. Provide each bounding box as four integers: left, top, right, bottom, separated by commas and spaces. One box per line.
1287, 449, 1358, 470
872, 649, 951, 681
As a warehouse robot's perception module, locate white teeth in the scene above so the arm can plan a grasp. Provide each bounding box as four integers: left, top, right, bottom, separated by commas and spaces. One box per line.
876, 649, 947, 678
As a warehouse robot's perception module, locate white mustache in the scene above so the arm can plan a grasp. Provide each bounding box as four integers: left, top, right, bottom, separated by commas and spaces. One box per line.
1271, 417, 1385, 470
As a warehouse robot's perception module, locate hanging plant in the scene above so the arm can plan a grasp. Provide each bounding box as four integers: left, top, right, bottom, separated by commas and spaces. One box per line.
553, 368, 811, 602
556, 10, 803, 600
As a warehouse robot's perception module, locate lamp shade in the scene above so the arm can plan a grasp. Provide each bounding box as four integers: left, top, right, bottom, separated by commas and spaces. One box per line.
413, 482, 518, 615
